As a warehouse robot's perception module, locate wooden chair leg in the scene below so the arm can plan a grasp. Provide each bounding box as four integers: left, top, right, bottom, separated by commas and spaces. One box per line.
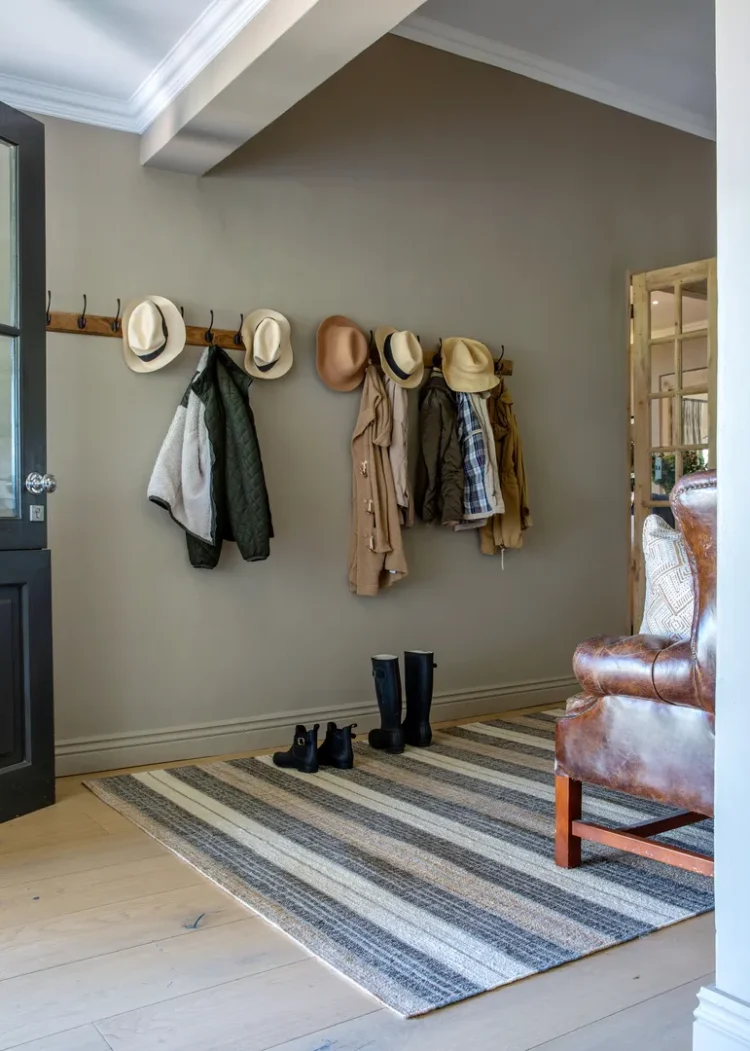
555, 773, 582, 868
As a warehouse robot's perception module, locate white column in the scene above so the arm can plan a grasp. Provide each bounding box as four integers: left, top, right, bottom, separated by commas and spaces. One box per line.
694, 2, 750, 1049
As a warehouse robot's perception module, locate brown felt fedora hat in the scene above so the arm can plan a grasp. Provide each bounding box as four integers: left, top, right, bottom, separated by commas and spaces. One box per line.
316, 316, 369, 391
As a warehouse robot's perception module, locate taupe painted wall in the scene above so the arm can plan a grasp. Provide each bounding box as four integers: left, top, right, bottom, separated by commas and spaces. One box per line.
43, 37, 716, 767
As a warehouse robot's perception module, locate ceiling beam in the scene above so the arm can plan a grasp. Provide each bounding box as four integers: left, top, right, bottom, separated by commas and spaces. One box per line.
140, 0, 425, 175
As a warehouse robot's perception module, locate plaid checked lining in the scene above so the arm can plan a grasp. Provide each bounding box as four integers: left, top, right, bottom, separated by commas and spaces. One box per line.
456, 393, 494, 518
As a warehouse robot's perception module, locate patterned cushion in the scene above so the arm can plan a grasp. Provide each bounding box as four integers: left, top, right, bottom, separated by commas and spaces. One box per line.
640, 515, 694, 641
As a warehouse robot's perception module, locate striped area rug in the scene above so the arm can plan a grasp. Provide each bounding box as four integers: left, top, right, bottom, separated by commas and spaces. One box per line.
86, 710, 714, 1017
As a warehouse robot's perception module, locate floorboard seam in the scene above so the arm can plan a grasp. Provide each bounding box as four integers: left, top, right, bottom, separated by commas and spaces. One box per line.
524, 970, 715, 1050
91, 956, 322, 1030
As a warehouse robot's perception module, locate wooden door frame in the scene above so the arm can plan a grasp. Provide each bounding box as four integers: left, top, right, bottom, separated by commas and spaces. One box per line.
629, 258, 717, 627
0, 103, 47, 549
0, 105, 54, 822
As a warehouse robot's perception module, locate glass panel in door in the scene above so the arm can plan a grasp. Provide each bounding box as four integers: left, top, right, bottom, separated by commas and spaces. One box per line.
680, 279, 708, 331
0, 140, 18, 519
650, 287, 676, 338
0, 335, 18, 517
0, 141, 17, 327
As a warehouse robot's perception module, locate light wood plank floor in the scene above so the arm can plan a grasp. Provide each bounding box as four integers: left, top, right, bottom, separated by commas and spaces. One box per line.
0, 707, 714, 1051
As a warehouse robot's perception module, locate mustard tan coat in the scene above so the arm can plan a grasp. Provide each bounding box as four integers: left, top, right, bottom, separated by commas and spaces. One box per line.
349, 366, 408, 596
481, 381, 532, 554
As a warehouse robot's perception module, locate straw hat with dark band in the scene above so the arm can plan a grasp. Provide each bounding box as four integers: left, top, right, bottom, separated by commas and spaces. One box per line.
242, 309, 293, 380
121, 296, 186, 373
374, 327, 424, 389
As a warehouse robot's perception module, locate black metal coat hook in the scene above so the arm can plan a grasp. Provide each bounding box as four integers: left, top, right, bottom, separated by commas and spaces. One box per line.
111, 298, 121, 333
46, 290, 52, 326
233, 314, 244, 346
204, 309, 214, 344
368, 330, 379, 364
77, 294, 87, 330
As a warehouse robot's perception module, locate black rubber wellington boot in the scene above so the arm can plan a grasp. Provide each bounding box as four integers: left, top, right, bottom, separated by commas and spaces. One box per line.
272, 724, 319, 773
403, 651, 437, 747
368, 655, 405, 754
318, 722, 357, 770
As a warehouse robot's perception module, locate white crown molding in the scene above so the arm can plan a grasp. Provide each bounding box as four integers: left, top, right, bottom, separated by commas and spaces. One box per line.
55, 674, 575, 775
392, 14, 716, 142
0, 72, 137, 132
130, 0, 273, 133
3, 6, 716, 144
0, 0, 272, 135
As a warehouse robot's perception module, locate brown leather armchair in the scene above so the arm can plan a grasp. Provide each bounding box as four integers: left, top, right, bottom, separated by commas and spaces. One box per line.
555, 469, 715, 877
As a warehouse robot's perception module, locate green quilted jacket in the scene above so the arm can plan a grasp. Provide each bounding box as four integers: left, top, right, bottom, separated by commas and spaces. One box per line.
149, 346, 273, 569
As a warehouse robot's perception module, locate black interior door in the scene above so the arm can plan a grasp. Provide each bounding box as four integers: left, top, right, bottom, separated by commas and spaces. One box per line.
0, 102, 54, 822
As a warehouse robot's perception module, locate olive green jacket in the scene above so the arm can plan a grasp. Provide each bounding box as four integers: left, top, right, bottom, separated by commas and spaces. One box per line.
415, 370, 465, 527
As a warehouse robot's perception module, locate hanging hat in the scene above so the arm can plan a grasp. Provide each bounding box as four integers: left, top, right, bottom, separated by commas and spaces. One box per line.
374, 327, 424, 389
316, 316, 369, 391
441, 337, 499, 393
121, 296, 186, 373
241, 309, 293, 380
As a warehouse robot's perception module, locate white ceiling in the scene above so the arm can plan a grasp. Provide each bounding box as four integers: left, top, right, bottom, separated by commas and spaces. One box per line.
0, 0, 716, 149
0, 0, 269, 132
0, 0, 207, 97
397, 0, 716, 139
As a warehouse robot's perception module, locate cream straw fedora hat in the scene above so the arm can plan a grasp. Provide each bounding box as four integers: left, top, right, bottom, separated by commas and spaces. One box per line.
441, 337, 499, 393
374, 327, 424, 389
121, 296, 186, 373
241, 309, 293, 380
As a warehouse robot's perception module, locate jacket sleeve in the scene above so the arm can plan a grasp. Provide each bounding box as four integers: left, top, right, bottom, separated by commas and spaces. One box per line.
439, 398, 465, 527
512, 415, 532, 530
186, 531, 222, 569
416, 390, 440, 523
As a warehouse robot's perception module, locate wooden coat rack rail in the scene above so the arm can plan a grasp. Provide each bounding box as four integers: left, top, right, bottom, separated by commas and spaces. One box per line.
46, 304, 514, 375
47, 308, 247, 353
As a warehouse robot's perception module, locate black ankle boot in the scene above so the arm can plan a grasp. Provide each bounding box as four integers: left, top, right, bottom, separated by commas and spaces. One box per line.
272, 724, 319, 773
403, 651, 437, 747
318, 722, 357, 769
368, 655, 405, 754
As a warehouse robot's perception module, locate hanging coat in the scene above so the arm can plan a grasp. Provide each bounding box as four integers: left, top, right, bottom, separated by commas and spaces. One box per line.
349, 366, 408, 596
415, 370, 464, 527
148, 346, 273, 568
456, 393, 499, 521
385, 376, 414, 527
480, 380, 532, 554
469, 392, 504, 516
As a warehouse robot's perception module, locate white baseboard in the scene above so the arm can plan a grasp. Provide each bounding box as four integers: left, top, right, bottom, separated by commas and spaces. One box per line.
55, 675, 576, 776
694, 987, 750, 1050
